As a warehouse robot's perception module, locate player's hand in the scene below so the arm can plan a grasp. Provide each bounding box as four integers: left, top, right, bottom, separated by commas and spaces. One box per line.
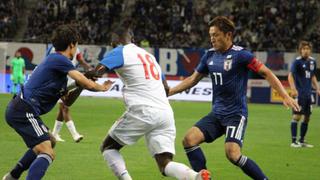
101, 80, 114, 91
317, 89, 320, 96
290, 89, 298, 98
84, 70, 99, 81
283, 96, 300, 112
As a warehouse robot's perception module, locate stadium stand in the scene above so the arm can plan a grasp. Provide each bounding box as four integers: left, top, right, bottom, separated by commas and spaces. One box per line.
0, 0, 20, 41
1, 0, 320, 52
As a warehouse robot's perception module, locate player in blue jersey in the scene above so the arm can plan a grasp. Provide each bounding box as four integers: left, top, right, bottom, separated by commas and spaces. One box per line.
2, 25, 113, 180
169, 16, 300, 180
288, 41, 320, 148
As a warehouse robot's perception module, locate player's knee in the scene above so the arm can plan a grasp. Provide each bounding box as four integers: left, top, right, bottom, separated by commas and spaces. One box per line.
293, 114, 301, 121
50, 136, 56, 148
225, 148, 241, 164
62, 105, 69, 112
34, 145, 56, 160
183, 133, 198, 147
303, 116, 310, 123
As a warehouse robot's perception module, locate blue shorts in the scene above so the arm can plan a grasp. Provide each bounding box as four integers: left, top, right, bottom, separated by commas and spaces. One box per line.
293, 96, 311, 115
195, 112, 247, 147
5, 97, 50, 148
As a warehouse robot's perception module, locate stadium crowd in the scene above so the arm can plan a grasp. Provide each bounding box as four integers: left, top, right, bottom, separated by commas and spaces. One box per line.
24, 0, 125, 44
1, 0, 320, 52
0, 0, 20, 41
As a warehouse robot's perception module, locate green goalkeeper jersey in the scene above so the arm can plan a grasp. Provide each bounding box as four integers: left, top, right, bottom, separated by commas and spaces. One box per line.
11, 57, 25, 76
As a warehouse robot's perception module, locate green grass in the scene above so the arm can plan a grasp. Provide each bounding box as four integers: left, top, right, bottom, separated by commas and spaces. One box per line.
0, 94, 319, 179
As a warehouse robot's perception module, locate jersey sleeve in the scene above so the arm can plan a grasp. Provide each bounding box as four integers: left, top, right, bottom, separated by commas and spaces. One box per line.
195, 52, 209, 74
241, 50, 263, 73
290, 60, 298, 74
76, 52, 83, 61
313, 60, 317, 74
99, 46, 124, 70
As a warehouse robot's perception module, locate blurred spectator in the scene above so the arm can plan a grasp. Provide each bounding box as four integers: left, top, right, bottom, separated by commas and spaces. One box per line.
0, 0, 19, 41
2, 0, 320, 52
23, 0, 125, 44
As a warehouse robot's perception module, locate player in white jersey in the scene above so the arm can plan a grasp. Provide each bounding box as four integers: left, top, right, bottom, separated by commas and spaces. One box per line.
92, 26, 211, 180
46, 45, 92, 142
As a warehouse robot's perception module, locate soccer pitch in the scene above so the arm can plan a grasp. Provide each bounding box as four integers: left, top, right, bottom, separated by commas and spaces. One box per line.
0, 94, 319, 180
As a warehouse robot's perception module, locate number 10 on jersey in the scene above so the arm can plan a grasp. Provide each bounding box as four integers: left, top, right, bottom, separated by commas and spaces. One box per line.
138, 53, 160, 80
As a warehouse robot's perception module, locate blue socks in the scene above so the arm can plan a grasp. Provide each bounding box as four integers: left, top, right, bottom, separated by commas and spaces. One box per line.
299, 122, 308, 143
10, 149, 37, 179
236, 155, 268, 180
26, 154, 52, 180
290, 120, 298, 143
184, 145, 207, 172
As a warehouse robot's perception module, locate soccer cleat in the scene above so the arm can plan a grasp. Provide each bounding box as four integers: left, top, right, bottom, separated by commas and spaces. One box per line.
73, 133, 84, 143
290, 142, 301, 148
300, 142, 314, 148
196, 169, 211, 180
2, 173, 17, 180
53, 134, 65, 142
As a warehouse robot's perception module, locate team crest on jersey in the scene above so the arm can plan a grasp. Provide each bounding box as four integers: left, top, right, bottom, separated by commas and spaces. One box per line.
310, 61, 315, 71
224, 55, 233, 71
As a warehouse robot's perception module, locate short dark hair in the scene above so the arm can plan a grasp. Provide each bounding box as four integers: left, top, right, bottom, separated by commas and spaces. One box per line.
208, 16, 235, 34
112, 25, 133, 38
298, 40, 312, 52
51, 25, 80, 51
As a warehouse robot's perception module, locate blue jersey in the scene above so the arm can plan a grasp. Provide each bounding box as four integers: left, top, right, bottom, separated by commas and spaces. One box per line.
290, 56, 317, 97
196, 45, 262, 117
23, 53, 75, 115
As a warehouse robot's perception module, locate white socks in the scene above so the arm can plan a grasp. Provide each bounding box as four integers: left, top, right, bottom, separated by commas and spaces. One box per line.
52, 120, 63, 135
102, 150, 198, 180
66, 120, 79, 137
102, 149, 132, 180
164, 161, 198, 180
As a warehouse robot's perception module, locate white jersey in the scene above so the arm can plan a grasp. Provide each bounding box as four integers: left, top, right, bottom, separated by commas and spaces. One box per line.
100, 43, 170, 109
46, 45, 81, 66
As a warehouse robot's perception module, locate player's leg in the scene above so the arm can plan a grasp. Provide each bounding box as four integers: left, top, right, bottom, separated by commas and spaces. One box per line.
224, 115, 268, 179
299, 98, 313, 147
52, 101, 65, 142
290, 97, 303, 147
4, 104, 55, 180
297, 97, 313, 147
3, 149, 37, 180
148, 108, 211, 180
100, 108, 148, 180
183, 112, 221, 172
100, 135, 132, 180
26, 140, 55, 180
290, 114, 301, 147
154, 152, 210, 180
62, 103, 84, 142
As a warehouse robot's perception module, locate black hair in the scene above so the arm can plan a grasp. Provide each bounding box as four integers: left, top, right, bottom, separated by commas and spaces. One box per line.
208, 16, 235, 34
51, 24, 81, 51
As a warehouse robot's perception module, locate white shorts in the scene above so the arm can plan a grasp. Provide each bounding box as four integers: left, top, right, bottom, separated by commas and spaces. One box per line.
108, 105, 176, 156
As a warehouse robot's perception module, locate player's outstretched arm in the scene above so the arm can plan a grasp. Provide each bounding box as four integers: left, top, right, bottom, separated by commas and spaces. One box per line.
258, 65, 300, 111
68, 70, 113, 92
168, 71, 205, 96
63, 66, 109, 106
